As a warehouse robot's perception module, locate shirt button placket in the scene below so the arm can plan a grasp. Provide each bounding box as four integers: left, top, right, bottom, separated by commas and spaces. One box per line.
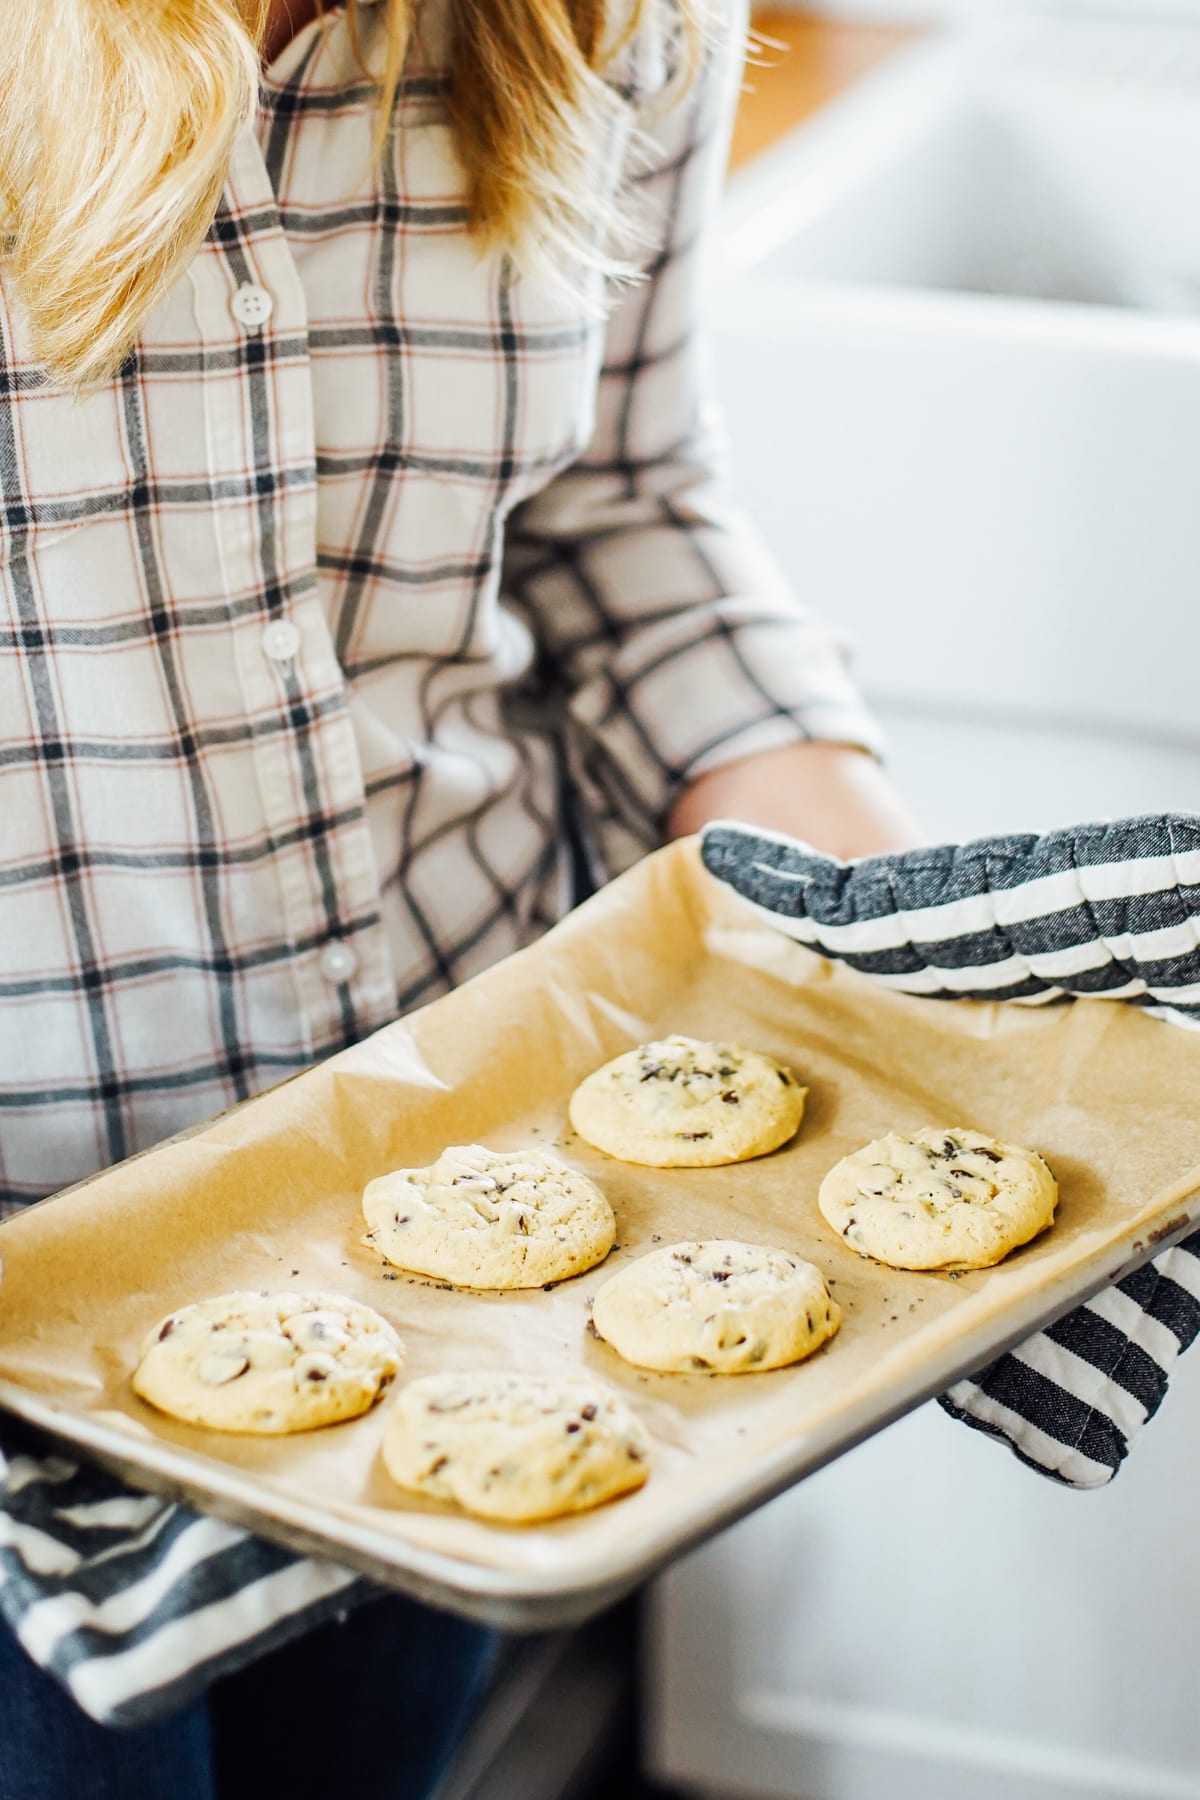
218, 124, 393, 1049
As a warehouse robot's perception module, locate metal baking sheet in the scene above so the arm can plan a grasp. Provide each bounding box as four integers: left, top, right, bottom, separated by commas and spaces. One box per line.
0, 838, 1198, 1630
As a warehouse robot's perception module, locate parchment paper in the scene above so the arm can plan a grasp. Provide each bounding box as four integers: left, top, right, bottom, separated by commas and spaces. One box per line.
1, 838, 1199, 1621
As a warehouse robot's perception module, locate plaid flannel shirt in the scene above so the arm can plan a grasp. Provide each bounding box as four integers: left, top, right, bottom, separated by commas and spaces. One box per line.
0, 0, 878, 1211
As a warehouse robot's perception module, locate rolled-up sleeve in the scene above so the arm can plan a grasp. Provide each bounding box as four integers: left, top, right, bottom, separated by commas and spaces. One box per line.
502, 0, 884, 877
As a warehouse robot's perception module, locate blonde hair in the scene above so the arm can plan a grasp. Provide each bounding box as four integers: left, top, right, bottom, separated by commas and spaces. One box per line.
1, 0, 699, 394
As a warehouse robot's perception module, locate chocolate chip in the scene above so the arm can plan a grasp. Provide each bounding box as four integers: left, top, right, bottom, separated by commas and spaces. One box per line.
678, 1130, 712, 1140
581, 1402, 597, 1421
158, 1319, 176, 1341
199, 1353, 250, 1385
566, 1421, 581, 1434
711, 1269, 732, 1282
306, 1367, 327, 1382
778, 1069, 792, 1085
691, 1356, 711, 1369
976, 1146, 1002, 1162
720, 1091, 740, 1105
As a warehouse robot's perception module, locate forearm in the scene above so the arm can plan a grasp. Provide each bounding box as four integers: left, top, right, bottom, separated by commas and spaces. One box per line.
667, 740, 926, 860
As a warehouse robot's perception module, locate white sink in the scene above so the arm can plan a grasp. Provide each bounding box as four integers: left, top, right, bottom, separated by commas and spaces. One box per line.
709, 13, 1200, 772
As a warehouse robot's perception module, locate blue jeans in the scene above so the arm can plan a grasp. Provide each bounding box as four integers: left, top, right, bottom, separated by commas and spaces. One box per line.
0, 1593, 498, 1800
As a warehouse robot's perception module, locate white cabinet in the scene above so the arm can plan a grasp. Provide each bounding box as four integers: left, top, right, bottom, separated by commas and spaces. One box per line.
648, 15, 1200, 1798
648, 1353, 1200, 1800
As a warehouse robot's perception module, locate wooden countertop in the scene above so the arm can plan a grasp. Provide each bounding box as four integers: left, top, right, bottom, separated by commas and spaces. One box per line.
731, 8, 918, 168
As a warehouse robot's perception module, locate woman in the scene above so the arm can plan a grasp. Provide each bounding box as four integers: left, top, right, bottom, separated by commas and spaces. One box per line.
0, 0, 919, 1792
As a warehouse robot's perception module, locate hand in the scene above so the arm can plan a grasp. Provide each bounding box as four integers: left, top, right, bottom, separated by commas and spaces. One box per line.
698, 807, 1200, 1490
667, 741, 926, 861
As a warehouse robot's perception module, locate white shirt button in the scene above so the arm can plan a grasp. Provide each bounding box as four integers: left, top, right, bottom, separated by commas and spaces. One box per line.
231, 283, 274, 329
319, 940, 358, 985
261, 619, 302, 665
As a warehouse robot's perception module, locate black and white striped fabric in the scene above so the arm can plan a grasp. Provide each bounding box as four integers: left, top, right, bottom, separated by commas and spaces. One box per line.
700, 812, 1200, 1490
701, 812, 1200, 1022
0, 1417, 367, 1727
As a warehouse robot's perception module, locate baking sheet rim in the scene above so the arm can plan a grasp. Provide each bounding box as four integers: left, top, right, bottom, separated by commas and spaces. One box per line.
3, 1177, 1197, 1630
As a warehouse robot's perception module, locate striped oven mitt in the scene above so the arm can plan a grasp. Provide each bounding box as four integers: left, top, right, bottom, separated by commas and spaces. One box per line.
701, 812, 1200, 1490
